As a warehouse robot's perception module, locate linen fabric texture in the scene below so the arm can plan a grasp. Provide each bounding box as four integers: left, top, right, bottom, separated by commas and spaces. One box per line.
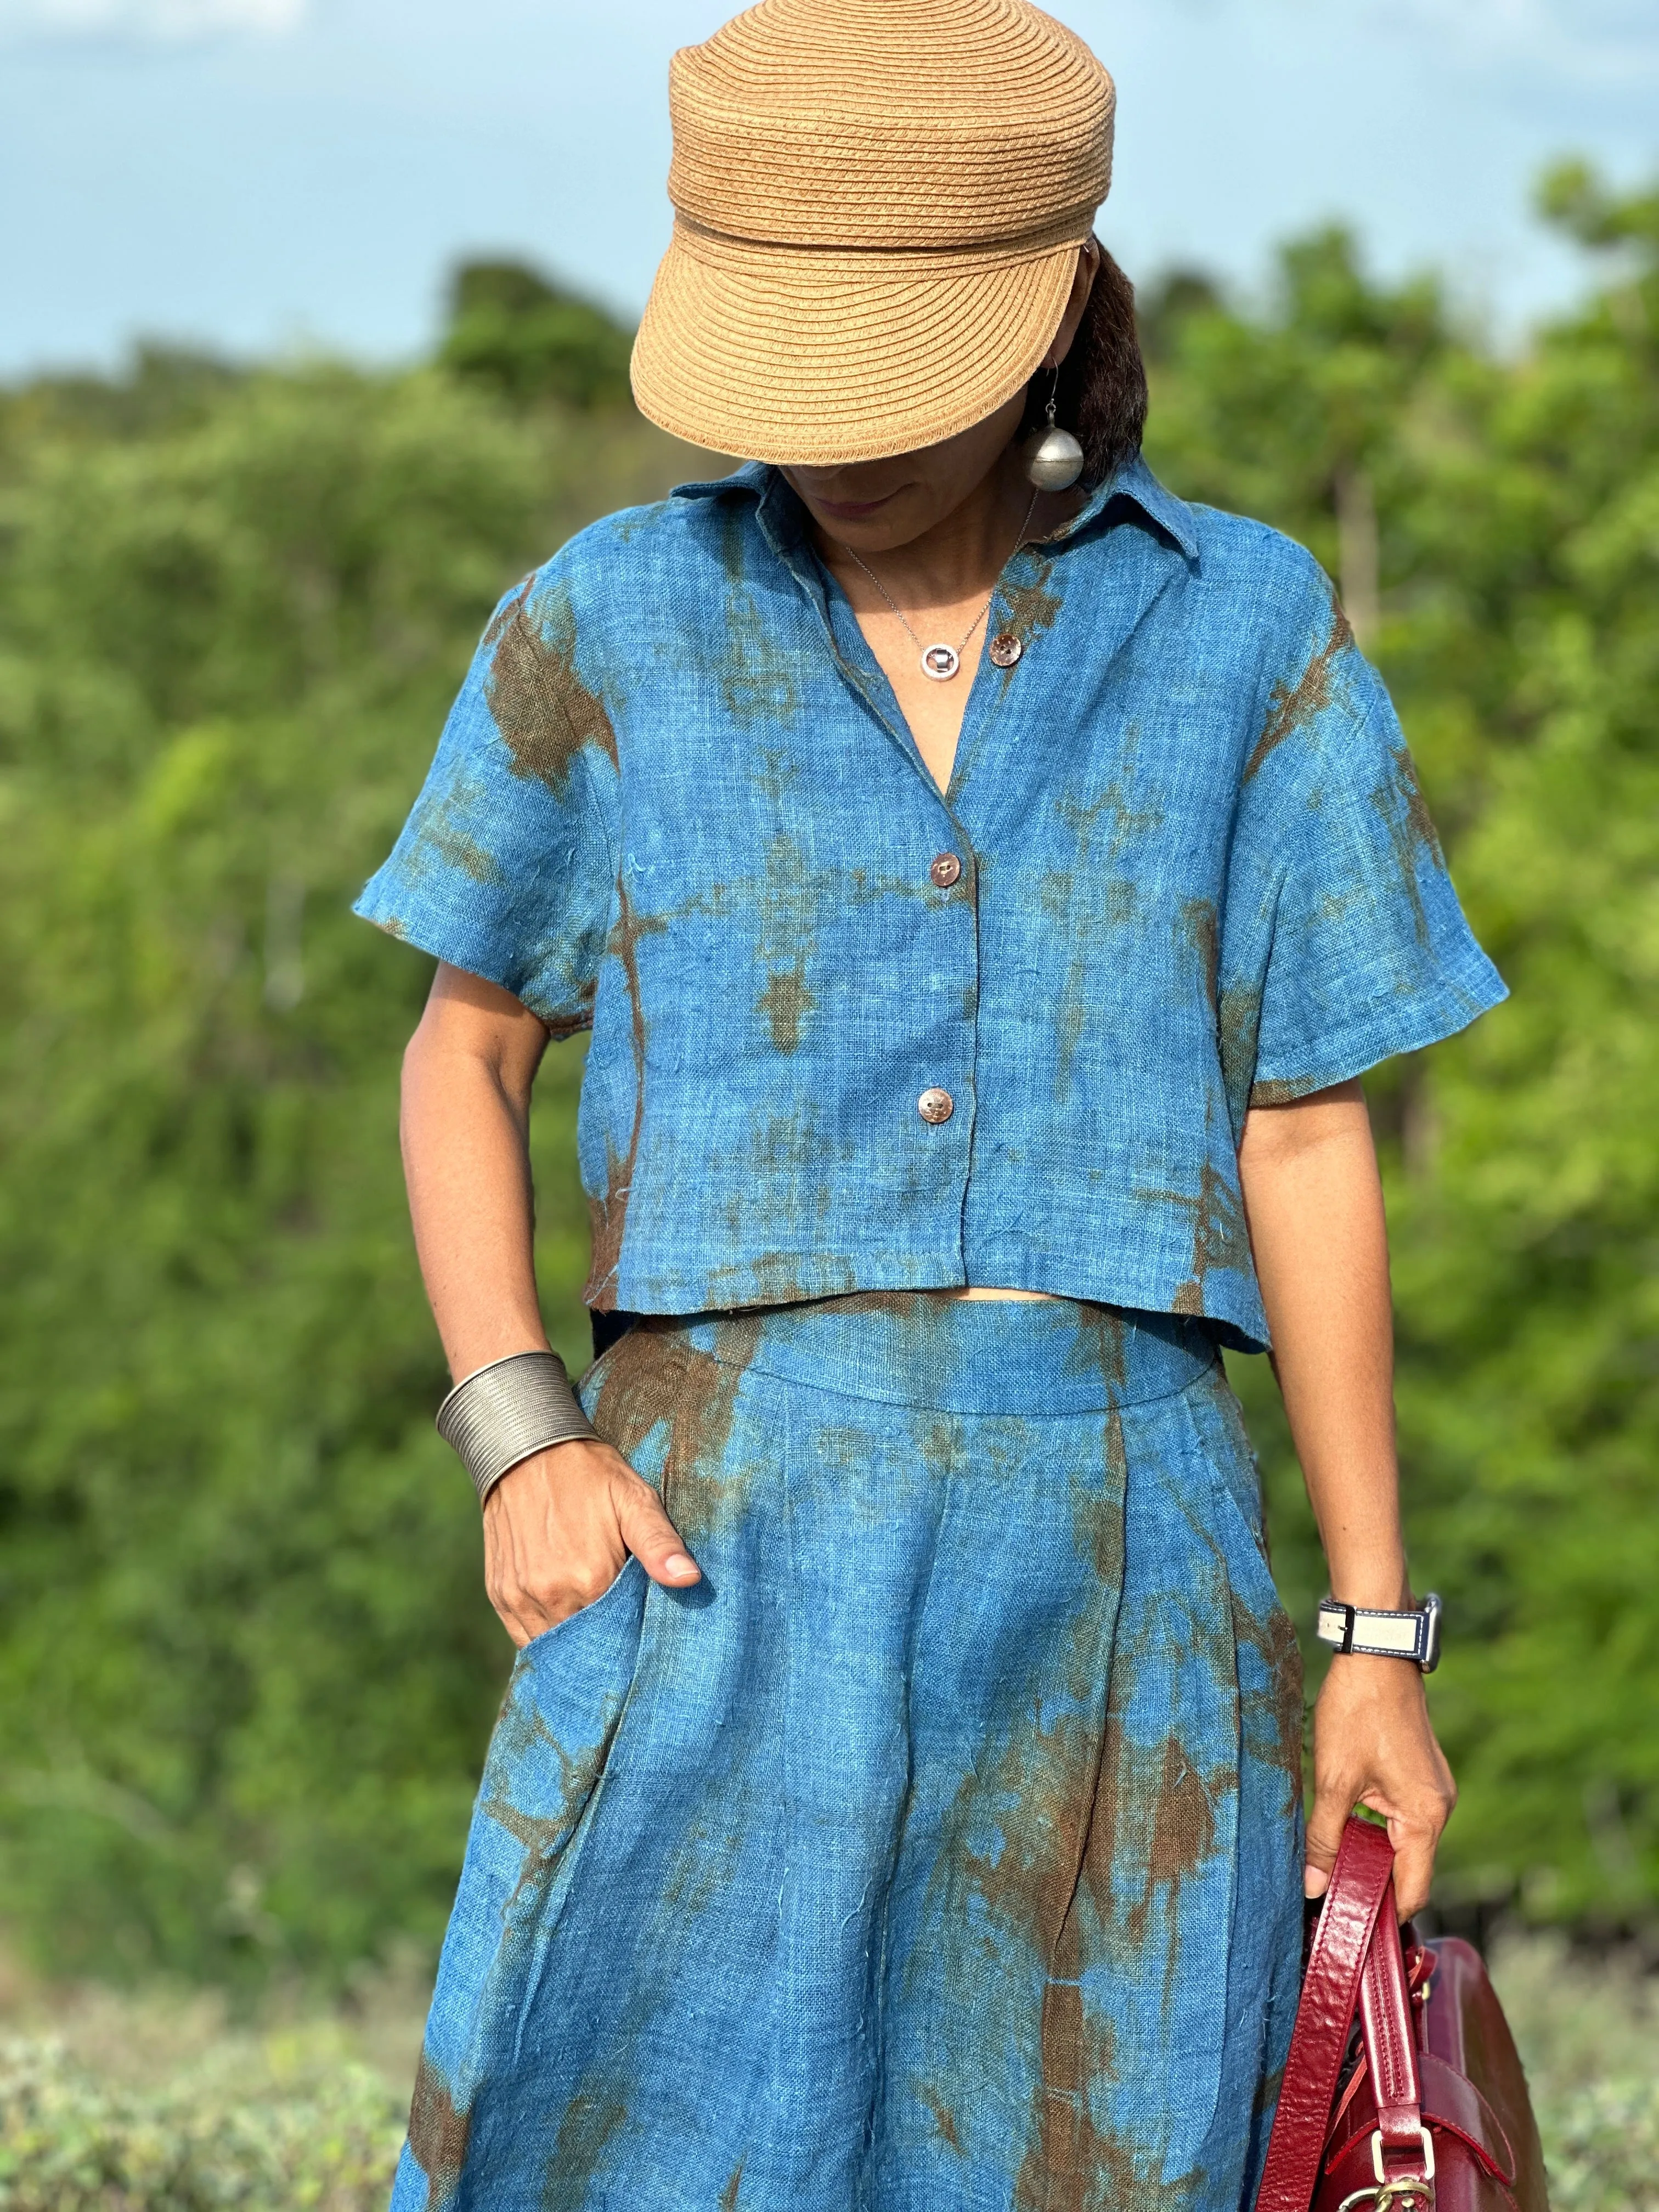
393, 1294, 1307, 2212
356, 457, 1505, 1353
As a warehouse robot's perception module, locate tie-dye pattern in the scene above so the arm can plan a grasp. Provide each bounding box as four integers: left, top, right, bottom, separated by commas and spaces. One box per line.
394, 1296, 1305, 2212
353, 458, 1505, 1354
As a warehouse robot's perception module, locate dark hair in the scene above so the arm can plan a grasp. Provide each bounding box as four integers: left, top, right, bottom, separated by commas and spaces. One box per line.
1017, 239, 1148, 489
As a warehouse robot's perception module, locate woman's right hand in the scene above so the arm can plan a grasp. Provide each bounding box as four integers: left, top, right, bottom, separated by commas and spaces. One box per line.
481, 1441, 700, 1647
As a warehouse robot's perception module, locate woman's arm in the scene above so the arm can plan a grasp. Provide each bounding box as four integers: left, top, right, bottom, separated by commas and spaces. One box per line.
401, 962, 699, 1646
1237, 1077, 1455, 1919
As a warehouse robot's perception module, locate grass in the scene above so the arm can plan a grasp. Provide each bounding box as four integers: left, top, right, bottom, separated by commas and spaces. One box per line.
0, 1934, 1655, 2207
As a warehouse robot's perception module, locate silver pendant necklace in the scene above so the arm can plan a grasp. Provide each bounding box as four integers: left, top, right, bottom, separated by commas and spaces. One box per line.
837, 487, 1041, 682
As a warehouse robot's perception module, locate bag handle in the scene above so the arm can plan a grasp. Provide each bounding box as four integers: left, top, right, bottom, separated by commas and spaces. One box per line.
1255, 1816, 1397, 2212
1358, 1886, 1426, 2160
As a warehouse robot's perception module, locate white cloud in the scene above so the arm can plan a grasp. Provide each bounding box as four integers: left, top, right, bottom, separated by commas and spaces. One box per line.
0, 0, 303, 40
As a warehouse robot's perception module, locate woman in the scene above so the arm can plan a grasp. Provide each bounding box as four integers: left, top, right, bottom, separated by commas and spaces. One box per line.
358, 2, 1504, 2207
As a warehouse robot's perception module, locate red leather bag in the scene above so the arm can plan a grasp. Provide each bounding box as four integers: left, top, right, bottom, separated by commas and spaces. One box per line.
1256, 1816, 1550, 2212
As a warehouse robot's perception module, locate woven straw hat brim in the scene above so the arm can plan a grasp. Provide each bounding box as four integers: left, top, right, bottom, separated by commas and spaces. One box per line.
631, 220, 1085, 466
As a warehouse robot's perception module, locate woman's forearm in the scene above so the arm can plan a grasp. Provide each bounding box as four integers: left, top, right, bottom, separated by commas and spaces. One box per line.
400, 963, 554, 1380
1239, 1077, 1455, 1912
1237, 1079, 1409, 1609
400, 962, 699, 1641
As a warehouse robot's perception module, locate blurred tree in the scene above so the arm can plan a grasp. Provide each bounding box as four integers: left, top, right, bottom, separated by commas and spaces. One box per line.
438, 261, 636, 410
0, 362, 699, 1982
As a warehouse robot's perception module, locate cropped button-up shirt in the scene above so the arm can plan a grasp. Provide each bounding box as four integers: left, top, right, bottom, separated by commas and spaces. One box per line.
356, 457, 1504, 1350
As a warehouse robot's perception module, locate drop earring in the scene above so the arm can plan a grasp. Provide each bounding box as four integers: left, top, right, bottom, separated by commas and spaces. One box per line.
1024, 369, 1084, 491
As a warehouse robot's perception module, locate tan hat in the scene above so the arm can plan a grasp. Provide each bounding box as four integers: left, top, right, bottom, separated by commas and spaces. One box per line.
630, 0, 1115, 466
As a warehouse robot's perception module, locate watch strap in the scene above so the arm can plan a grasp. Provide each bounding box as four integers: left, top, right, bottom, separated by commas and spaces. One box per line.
1316, 1593, 1442, 1673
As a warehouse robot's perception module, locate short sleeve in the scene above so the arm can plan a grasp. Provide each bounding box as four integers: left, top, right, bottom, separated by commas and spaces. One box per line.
1223, 568, 1506, 1110
353, 574, 615, 1032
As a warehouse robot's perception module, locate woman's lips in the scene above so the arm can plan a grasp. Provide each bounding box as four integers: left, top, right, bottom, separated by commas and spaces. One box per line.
811, 488, 901, 521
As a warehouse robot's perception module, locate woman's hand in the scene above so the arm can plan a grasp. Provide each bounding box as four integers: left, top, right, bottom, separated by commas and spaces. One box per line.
482, 1438, 701, 1647
1305, 1655, 1457, 1919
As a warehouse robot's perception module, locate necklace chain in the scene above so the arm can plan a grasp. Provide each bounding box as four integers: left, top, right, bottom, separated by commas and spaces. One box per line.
836, 487, 1040, 682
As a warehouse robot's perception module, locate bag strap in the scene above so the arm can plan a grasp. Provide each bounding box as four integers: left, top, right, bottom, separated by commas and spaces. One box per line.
1255, 1816, 1397, 2212
1359, 1897, 1425, 2158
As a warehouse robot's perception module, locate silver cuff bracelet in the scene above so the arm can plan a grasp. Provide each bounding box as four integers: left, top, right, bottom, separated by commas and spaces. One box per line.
435, 1350, 599, 1508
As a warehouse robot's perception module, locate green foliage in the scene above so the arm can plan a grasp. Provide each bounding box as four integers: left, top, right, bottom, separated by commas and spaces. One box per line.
438, 261, 636, 410
0, 357, 698, 1982
0, 171, 1654, 1985
0, 2039, 403, 2208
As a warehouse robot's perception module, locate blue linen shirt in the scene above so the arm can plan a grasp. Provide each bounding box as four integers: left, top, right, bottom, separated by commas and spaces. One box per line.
356, 456, 1505, 1350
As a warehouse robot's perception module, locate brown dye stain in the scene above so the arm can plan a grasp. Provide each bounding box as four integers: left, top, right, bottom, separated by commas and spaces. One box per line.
414, 805, 500, 885
584, 879, 667, 1310
481, 1752, 605, 1909
921, 1568, 1121, 2182
997, 557, 1065, 687
660, 1799, 758, 1921
950, 1710, 1101, 1973
715, 502, 748, 586
1181, 897, 1220, 1012
406, 2052, 470, 2211
1070, 1409, 1131, 1587
477, 1674, 629, 1916
720, 2160, 746, 2210
755, 961, 814, 1052
1369, 740, 1442, 949
1012, 2040, 1150, 2212
922, 2090, 963, 2153
1218, 981, 1264, 1122
1165, 1155, 1254, 1314
1246, 1076, 1306, 1109
543, 979, 597, 1043
1231, 1588, 1307, 1826
1043, 873, 1137, 1099
1243, 594, 1353, 783
1126, 1736, 1220, 1951
541, 2095, 628, 2212
699, 1249, 822, 1306
589, 1317, 763, 1542
1006, 1644, 1227, 2204
716, 504, 802, 725
1253, 2059, 1287, 2135
1041, 749, 1160, 1099
485, 579, 619, 798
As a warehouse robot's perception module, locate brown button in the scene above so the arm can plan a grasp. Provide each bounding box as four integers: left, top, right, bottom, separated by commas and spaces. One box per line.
989, 632, 1023, 669
917, 1087, 955, 1125
929, 851, 963, 888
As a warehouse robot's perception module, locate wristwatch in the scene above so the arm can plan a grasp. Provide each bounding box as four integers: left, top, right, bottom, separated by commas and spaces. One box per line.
1316, 1593, 1442, 1674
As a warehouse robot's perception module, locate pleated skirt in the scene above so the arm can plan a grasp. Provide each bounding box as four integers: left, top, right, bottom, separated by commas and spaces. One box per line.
392, 1294, 1306, 2212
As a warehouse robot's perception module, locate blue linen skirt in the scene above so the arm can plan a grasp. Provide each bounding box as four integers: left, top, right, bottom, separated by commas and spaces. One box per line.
393, 1294, 1305, 2212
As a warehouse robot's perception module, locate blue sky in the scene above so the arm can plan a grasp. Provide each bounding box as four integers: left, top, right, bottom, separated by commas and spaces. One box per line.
2, 0, 1656, 377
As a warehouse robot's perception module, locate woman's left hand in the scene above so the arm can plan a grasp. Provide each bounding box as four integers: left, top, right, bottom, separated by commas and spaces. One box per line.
1304, 1656, 1457, 1920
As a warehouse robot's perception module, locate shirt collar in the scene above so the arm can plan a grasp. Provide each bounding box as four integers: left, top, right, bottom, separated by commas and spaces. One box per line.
670, 452, 1199, 566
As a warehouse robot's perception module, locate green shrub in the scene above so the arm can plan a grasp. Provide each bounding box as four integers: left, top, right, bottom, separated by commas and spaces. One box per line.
0, 2039, 402, 2211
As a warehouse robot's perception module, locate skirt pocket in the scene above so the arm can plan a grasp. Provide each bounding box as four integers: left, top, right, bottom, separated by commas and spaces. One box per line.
409, 1555, 650, 2162
476, 1553, 649, 1927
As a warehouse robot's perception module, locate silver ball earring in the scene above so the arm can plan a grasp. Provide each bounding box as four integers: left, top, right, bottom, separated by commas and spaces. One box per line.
1024, 370, 1084, 491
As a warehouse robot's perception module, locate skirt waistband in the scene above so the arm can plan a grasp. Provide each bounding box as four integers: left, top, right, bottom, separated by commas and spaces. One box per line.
636, 1293, 1218, 1415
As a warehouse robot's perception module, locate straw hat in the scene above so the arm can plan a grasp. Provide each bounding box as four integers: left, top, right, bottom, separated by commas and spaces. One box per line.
630, 0, 1115, 465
